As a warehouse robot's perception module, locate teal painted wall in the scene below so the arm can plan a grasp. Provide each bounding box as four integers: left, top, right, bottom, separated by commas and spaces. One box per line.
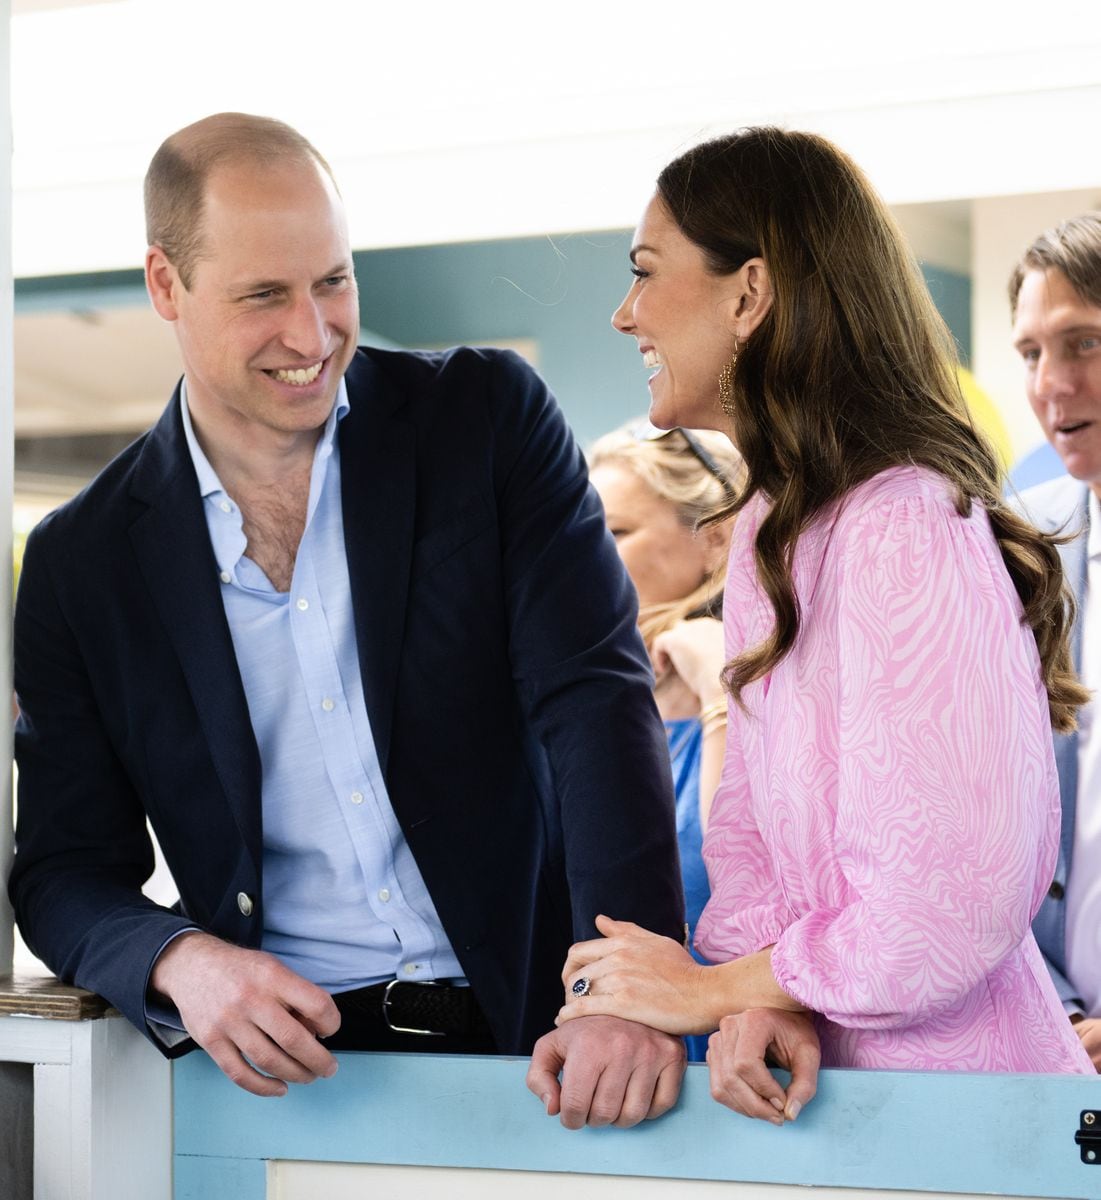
354, 231, 643, 448
15, 238, 973, 453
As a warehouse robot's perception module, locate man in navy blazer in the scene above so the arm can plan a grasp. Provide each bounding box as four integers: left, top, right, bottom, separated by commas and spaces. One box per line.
1011, 213, 1101, 1070
9, 113, 687, 1121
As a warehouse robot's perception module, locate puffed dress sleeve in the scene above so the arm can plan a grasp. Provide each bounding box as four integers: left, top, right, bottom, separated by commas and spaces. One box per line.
768, 492, 1062, 1029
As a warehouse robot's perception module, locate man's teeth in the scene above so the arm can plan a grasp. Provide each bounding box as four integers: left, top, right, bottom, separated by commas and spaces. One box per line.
271, 362, 323, 385
642, 350, 662, 369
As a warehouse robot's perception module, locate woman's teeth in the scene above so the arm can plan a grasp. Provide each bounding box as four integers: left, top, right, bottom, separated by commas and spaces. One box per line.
643, 350, 662, 369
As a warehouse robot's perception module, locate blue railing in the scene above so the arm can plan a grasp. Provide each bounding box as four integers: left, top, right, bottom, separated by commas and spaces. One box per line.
174, 1053, 1101, 1198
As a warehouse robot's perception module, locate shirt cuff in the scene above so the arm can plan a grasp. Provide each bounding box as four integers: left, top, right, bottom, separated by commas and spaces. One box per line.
143, 926, 201, 1047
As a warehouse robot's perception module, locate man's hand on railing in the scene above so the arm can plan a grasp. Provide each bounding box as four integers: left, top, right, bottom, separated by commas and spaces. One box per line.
526, 1014, 686, 1129
149, 931, 341, 1097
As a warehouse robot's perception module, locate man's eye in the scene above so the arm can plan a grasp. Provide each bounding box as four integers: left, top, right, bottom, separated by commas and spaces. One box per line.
247, 290, 277, 302
1020, 347, 1039, 364
1077, 336, 1100, 352
324, 275, 349, 287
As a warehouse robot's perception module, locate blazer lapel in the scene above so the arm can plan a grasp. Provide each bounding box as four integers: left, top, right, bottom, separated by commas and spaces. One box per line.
126, 391, 263, 857
339, 352, 416, 779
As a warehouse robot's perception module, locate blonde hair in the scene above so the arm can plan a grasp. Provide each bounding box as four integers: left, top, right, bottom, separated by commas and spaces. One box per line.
589, 425, 743, 650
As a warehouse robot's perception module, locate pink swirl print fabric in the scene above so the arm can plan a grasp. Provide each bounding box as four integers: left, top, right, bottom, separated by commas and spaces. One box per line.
696, 467, 1092, 1072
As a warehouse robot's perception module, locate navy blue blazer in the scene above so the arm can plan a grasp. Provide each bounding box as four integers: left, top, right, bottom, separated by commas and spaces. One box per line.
10, 346, 684, 1056
1016, 473, 1089, 1012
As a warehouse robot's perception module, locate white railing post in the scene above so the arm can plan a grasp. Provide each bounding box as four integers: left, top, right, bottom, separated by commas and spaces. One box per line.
0, 0, 14, 978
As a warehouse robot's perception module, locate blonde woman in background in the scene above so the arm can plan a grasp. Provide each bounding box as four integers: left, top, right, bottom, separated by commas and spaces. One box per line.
589, 423, 741, 1060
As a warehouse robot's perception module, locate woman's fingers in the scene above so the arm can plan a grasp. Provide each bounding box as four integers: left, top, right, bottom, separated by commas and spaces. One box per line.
707, 1009, 820, 1125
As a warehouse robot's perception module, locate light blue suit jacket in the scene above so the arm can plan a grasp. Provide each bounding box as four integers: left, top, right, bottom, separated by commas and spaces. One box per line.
1015, 474, 1089, 1012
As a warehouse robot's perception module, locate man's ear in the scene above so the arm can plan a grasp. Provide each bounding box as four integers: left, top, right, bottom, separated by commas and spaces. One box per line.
145, 246, 182, 321
727, 257, 773, 341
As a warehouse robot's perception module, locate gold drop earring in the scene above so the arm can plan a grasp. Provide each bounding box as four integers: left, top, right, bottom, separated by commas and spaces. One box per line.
718, 344, 739, 417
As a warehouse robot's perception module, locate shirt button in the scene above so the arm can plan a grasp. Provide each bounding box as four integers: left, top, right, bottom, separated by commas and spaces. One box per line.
1049, 880, 1066, 901
350, 791, 364, 805
237, 892, 254, 917
296, 598, 309, 611
378, 888, 391, 903
219, 570, 231, 584
321, 698, 335, 712
219, 501, 232, 514
403, 963, 418, 976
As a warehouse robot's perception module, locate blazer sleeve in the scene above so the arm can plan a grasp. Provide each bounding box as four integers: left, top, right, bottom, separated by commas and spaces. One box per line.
487, 353, 685, 943
9, 519, 197, 1051
769, 493, 1062, 1029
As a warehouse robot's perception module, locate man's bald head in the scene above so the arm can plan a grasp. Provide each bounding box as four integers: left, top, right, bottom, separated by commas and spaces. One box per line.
144, 112, 337, 289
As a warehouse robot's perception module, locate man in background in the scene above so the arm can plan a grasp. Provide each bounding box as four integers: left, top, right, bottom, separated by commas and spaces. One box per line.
9, 112, 688, 1123
1011, 212, 1101, 1070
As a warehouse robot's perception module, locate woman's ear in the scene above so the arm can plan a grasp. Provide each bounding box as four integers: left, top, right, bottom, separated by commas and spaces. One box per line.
728, 257, 773, 340
699, 517, 732, 574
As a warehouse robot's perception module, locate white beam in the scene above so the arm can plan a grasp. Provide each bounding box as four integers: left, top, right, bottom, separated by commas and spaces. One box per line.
1, 0, 14, 978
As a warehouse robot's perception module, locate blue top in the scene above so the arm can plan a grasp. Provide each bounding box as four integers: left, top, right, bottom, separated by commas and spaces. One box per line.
181, 383, 463, 991
666, 717, 711, 1060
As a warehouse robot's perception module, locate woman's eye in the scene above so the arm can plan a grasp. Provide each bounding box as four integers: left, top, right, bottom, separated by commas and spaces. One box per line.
630, 266, 650, 280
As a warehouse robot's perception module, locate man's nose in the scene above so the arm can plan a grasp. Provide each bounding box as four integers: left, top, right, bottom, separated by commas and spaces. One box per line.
282, 295, 327, 359
1033, 352, 1075, 402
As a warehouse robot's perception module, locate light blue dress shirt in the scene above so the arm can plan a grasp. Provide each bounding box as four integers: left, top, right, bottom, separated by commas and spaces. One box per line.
180, 382, 463, 991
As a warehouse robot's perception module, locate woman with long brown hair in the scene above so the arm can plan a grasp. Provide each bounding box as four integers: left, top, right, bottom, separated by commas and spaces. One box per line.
558, 128, 1093, 1120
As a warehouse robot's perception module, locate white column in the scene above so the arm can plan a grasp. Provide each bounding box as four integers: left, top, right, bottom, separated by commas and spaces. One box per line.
0, 0, 13, 979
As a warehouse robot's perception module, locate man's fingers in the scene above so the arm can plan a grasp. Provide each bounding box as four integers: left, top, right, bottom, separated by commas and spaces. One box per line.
204, 1037, 289, 1099
647, 1055, 686, 1121
556, 1031, 617, 1129
252, 1006, 339, 1081
526, 1033, 565, 1116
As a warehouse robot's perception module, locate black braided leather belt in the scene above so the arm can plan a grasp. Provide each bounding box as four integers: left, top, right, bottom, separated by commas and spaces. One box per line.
335, 979, 485, 1037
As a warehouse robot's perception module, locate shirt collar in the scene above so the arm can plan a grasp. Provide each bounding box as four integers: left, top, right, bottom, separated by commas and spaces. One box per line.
180, 376, 350, 498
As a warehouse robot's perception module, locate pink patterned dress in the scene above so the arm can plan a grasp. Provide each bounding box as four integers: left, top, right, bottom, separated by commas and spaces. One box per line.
696, 467, 1092, 1072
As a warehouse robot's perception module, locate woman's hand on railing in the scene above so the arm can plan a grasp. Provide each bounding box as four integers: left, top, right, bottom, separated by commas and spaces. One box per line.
707, 1008, 820, 1125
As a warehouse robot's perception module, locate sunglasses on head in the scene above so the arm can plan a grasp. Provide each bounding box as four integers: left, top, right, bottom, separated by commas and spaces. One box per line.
627, 421, 737, 503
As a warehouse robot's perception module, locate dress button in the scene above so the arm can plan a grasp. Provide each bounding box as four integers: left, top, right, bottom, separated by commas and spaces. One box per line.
321, 698, 335, 712
378, 888, 391, 903
296, 598, 309, 611
237, 892, 254, 917
350, 791, 364, 805
219, 570, 231, 584
219, 501, 232, 514
404, 963, 418, 976
1049, 880, 1066, 901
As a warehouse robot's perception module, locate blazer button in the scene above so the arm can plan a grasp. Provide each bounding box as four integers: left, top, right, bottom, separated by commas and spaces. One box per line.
1048, 880, 1065, 901
237, 892, 255, 916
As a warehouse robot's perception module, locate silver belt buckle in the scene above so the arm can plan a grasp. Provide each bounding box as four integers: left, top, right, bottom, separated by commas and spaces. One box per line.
381, 978, 447, 1036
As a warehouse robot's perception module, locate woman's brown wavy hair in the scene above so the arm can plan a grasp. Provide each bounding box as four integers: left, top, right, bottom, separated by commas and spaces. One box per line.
657, 126, 1086, 731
